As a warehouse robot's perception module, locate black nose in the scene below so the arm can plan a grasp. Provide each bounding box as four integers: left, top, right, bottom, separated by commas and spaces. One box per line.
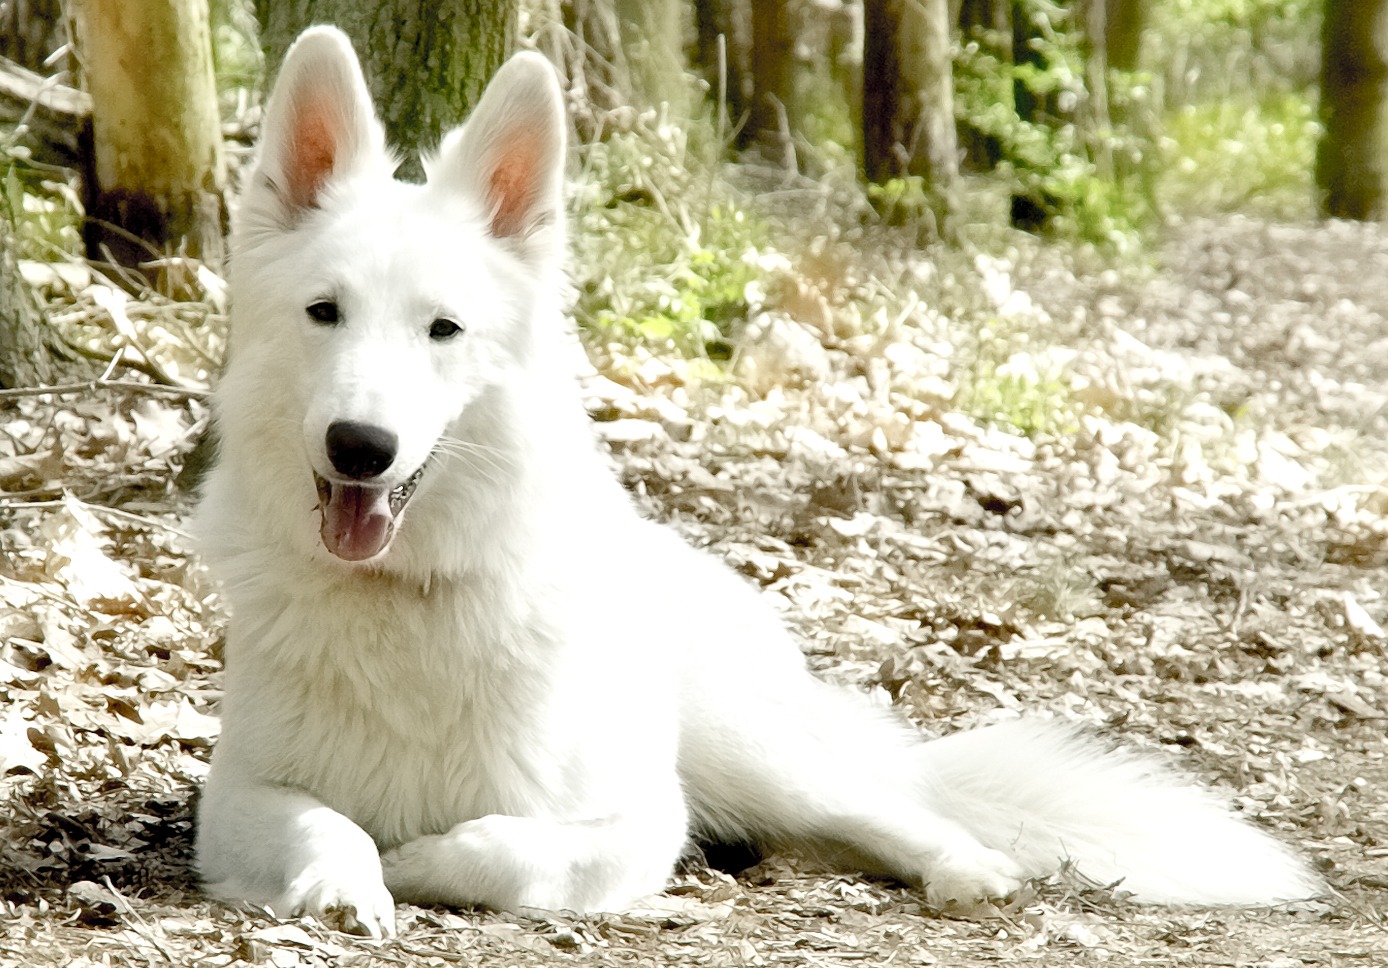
325, 421, 398, 480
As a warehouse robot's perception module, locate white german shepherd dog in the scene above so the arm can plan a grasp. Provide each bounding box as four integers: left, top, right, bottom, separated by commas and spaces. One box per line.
195, 26, 1320, 937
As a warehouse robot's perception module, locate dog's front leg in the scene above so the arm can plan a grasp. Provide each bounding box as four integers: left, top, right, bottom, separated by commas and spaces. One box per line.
197, 761, 397, 938
381, 809, 686, 914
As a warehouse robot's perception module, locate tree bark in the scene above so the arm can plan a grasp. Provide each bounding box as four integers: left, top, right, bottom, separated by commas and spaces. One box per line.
1079, 0, 1110, 178
256, 0, 517, 181
862, 0, 958, 188
692, 0, 750, 137
1103, 0, 1140, 73
1316, 0, 1388, 220
69, 0, 226, 268
747, 0, 794, 158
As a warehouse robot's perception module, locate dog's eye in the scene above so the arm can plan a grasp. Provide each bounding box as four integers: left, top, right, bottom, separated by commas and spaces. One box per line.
306, 301, 340, 325
429, 318, 463, 341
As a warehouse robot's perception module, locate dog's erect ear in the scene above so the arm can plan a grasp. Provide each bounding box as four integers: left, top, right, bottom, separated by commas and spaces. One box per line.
254, 26, 387, 219
429, 53, 566, 248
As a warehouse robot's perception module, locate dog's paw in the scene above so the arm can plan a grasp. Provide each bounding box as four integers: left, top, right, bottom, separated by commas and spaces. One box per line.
922, 842, 1025, 908
276, 863, 397, 938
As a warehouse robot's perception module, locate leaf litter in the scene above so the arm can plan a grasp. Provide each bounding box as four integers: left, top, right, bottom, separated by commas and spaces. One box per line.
3, 215, 1388, 965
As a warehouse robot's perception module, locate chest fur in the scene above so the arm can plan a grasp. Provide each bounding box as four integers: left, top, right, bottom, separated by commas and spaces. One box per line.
219, 567, 591, 847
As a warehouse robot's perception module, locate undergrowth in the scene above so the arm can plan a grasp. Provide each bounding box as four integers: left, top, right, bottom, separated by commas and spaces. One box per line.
2, 156, 83, 263
957, 320, 1082, 437
570, 121, 775, 362
1156, 93, 1318, 221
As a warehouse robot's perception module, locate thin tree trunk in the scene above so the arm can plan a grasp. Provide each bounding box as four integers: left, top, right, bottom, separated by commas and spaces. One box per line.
747, 0, 794, 159
862, 0, 958, 188
257, 0, 516, 181
1080, 0, 1111, 178
1010, 0, 1046, 125
1316, 0, 1388, 220
1008, 0, 1062, 230
692, 0, 750, 139
902, 0, 957, 186
69, 0, 226, 268
1103, 0, 1140, 73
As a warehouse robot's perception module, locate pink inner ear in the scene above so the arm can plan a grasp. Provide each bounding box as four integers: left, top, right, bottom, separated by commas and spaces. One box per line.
487, 135, 541, 238
285, 93, 341, 211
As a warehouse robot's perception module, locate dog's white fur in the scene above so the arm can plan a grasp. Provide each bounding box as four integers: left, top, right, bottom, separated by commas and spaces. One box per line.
195, 26, 1321, 938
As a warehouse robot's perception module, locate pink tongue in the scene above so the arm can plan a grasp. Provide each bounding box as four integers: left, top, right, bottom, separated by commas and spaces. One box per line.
320, 484, 394, 561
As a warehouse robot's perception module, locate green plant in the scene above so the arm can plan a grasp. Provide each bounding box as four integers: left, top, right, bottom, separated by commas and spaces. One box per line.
957, 321, 1081, 437
1018, 560, 1104, 621
2, 162, 82, 262
866, 176, 932, 224
1155, 93, 1317, 220
570, 124, 772, 360
953, 3, 1151, 249
210, 0, 263, 97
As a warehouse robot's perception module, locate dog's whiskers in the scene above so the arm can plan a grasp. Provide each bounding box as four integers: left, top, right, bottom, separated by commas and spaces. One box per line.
435, 435, 510, 483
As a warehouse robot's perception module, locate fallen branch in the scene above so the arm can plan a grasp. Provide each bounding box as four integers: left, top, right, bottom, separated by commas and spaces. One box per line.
0, 378, 209, 401
0, 54, 89, 167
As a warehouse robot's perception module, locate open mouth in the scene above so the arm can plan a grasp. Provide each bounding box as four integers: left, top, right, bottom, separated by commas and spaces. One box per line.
313, 463, 426, 561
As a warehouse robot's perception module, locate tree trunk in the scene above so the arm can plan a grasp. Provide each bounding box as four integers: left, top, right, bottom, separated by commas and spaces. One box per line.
1008, 0, 1065, 230
1079, 0, 1110, 178
256, 0, 517, 181
1103, 0, 1140, 73
692, 0, 750, 138
1316, 0, 1388, 220
747, 0, 794, 160
69, 0, 226, 269
1010, 0, 1048, 125
862, 0, 958, 188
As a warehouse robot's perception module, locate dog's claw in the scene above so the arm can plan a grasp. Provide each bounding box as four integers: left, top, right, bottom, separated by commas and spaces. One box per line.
322, 903, 371, 937
277, 864, 398, 939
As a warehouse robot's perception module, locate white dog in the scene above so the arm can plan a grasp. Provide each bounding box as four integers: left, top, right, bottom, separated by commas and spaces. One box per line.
194, 26, 1320, 938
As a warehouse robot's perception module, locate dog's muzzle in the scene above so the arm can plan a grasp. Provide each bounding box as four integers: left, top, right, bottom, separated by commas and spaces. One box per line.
313, 421, 426, 561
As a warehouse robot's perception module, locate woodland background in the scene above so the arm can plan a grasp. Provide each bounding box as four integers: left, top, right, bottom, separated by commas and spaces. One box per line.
3, 1, 1388, 966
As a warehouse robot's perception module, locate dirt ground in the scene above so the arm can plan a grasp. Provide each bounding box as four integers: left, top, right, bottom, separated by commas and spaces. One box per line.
3, 214, 1388, 966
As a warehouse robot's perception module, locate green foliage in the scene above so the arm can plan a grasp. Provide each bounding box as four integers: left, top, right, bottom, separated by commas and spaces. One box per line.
867, 176, 936, 226
958, 321, 1080, 437
953, 3, 1150, 249
1018, 559, 1104, 621
794, 63, 858, 171
2, 162, 82, 262
1139, 0, 1319, 220
950, 0, 1320, 243
210, 0, 262, 97
1156, 93, 1317, 220
570, 125, 772, 359
1146, 0, 1319, 103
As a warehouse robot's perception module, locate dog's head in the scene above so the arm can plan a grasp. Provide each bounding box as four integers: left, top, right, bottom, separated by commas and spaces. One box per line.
215, 27, 568, 568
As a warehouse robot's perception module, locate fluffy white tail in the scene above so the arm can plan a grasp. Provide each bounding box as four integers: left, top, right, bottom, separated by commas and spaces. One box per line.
918, 719, 1322, 905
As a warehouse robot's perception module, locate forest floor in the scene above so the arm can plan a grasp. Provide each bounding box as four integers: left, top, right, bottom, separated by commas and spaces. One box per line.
3, 212, 1388, 967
